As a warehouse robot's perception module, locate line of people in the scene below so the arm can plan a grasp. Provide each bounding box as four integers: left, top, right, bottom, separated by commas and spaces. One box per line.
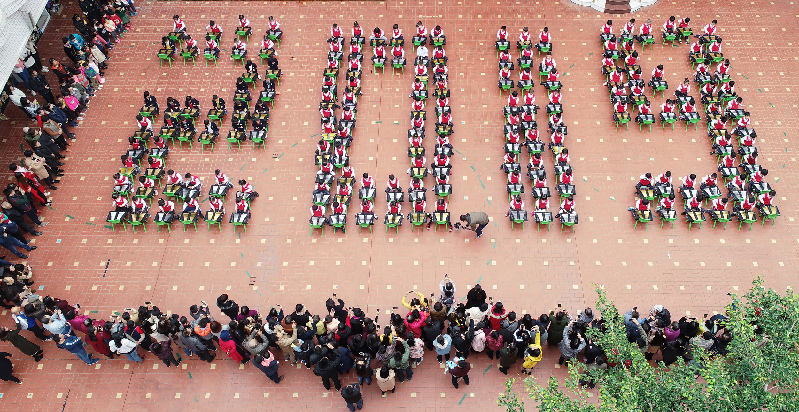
401, 22, 454, 231
0, 271, 735, 412
496, 27, 577, 230
310, 23, 365, 234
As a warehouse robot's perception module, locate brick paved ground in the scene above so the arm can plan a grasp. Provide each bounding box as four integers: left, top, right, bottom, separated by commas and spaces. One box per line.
0, 0, 797, 410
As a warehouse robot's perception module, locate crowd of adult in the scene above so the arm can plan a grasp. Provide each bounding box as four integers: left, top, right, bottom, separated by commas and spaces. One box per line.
1, 1, 137, 262
0, 273, 733, 411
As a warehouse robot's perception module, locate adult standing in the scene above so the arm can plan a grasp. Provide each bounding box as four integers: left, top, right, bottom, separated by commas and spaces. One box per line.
458, 211, 489, 238
252, 351, 284, 383
109, 333, 143, 362
28, 70, 55, 105
341, 383, 363, 411
375, 366, 395, 395
0, 324, 43, 361
447, 358, 471, 389
497, 342, 518, 375
216, 294, 239, 320
313, 356, 341, 391
150, 340, 180, 367
0, 352, 22, 383
54, 333, 98, 365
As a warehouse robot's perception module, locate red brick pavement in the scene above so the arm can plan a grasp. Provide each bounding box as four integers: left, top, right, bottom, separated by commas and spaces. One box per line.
0, 0, 797, 409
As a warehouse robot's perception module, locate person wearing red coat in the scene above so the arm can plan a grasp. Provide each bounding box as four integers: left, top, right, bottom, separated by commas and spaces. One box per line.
85, 325, 113, 358
219, 330, 247, 363
489, 302, 508, 331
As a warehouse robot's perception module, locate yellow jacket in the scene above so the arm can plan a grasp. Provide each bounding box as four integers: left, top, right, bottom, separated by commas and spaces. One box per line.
401, 292, 428, 310
522, 333, 542, 369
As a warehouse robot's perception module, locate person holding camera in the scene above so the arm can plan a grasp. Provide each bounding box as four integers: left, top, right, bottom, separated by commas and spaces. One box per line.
456, 212, 489, 238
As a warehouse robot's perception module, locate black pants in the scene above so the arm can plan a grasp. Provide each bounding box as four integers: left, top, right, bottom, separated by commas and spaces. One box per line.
437, 353, 450, 362
322, 374, 341, 390
474, 223, 487, 237
486, 349, 495, 359
161, 352, 180, 366
451, 374, 469, 388
12, 218, 36, 235
196, 348, 215, 362
21, 208, 42, 226
27, 324, 49, 340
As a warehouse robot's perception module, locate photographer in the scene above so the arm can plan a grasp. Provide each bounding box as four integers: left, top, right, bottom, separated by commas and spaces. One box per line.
456, 212, 489, 238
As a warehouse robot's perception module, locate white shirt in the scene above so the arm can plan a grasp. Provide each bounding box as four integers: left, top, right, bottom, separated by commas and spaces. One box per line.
416, 45, 428, 58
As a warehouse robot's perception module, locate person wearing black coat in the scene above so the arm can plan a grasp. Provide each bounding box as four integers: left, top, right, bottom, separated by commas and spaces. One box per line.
216, 294, 239, 320
0, 352, 22, 383
28, 70, 54, 105
464, 284, 487, 309
335, 323, 352, 347
452, 320, 474, 359
326, 297, 348, 323
341, 383, 363, 411
62, 38, 80, 63
252, 351, 283, 383
421, 317, 441, 351
313, 356, 342, 390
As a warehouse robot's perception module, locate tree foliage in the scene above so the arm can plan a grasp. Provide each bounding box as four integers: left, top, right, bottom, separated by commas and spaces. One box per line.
498, 278, 799, 412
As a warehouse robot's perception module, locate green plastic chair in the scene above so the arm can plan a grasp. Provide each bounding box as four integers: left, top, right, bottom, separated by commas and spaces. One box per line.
181, 51, 196, 66
385, 221, 399, 234
310, 220, 325, 236
392, 62, 404, 75
639, 117, 654, 132
199, 134, 215, 152
204, 53, 218, 67
156, 220, 171, 233
615, 116, 630, 130
662, 117, 677, 130
358, 220, 373, 233
167, 33, 183, 47
685, 117, 701, 131
511, 217, 525, 230
236, 28, 250, 42
181, 215, 198, 232
662, 34, 677, 48
499, 82, 513, 97
496, 43, 509, 58
561, 220, 575, 233
107, 215, 126, 232
712, 214, 731, 229
761, 208, 780, 226
642, 37, 656, 51
633, 215, 651, 230
537, 216, 552, 232
176, 133, 193, 149
268, 33, 281, 47
227, 135, 242, 150
206, 111, 223, 127
267, 71, 280, 86
537, 45, 551, 56
130, 217, 147, 233
660, 213, 677, 228
158, 53, 173, 67
374, 61, 385, 74
231, 54, 245, 66
251, 132, 265, 149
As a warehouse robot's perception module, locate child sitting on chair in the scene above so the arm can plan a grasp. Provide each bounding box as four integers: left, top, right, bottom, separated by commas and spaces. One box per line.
238, 179, 259, 198
232, 38, 247, 58
204, 35, 220, 58
183, 35, 198, 57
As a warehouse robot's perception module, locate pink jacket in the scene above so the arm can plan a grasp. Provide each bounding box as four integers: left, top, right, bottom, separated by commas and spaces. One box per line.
486, 331, 503, 352
404, 311, 428, 338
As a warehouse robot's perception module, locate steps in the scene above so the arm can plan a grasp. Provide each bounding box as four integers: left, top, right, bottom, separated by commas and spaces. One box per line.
604, 0, 631, 14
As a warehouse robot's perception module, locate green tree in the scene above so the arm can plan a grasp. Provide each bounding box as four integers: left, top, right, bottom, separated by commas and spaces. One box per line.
498, 278, 799, 412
